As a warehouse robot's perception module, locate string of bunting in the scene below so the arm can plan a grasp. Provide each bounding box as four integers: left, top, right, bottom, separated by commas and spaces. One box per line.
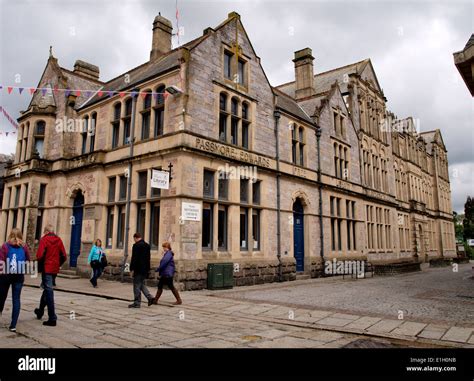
0, 84, 169, 100
0, 105, 18, 135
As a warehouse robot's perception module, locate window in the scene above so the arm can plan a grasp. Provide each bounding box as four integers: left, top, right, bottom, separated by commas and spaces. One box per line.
38, 184, 46, 206
150, 202, 160, 249
108, 177, 116, 202
218, 175, 228, 200
34, 121, 45, 158
219, 93, 228, 142
224, 51, 232, 79
384, 209, 392, 250
112, 103, 121, 148
252, 181, 260, 205
35, 210, 43, 241
202, 203, 213, 249
203, 170, 214, 198
334, 142, 349, 180
366, 205, 375, 250
81, 116, 88, 154
291, 125, 304, 166
240, 178, 249, 203
346, 200, 356, 251
218, 205, 227, 250
119, 175, 127, 201
14, 186, 20, 207
106, 206, 114, 248
154, 85, 165, 137
123, 98, 132, 145
138, 171, 147, 199
252, 209, 260, 250
237, 59, 246, 85
231, 98, 239, 145
117, 205, 125, 248
240, 208, 248, 250
89, 113, 97, 152
136, 203, 146, 238
141, 92, 152, 140
242, 103, 250, 149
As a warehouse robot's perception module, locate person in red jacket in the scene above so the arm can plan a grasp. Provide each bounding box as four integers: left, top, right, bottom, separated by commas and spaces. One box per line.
34, 224, 67, 327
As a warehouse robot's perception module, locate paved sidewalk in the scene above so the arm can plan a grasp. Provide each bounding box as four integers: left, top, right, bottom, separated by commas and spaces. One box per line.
16, 271, 474, 348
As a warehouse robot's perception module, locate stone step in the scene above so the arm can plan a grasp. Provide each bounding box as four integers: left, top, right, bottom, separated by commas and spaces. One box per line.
59, 269, 78, 276
295, 274, 310, 281
56, 273, 81, 280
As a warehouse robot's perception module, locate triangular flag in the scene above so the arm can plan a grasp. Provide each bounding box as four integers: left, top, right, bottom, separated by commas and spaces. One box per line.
65, 89, 71, 97
18, 88, 24, 94
5, 132, 9, 136
85, 91, 92, 98
41, 88, 47, 96
119, 91, 125, 98
29, 88, 36, 95
107, 91, 114, 97
163, 92, 169, 99
97, 90, 103, 97
7, 87, 13, 94
131, 91, 138, 98
0, 85, 3, 90
76, 90, 81, 97
53, 86, 59, 94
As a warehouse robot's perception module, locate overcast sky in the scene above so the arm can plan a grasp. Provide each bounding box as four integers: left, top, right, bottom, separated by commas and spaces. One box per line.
0, 0, 472, 212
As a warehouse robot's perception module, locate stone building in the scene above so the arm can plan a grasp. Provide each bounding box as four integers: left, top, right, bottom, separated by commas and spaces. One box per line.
0, 12, 456, 289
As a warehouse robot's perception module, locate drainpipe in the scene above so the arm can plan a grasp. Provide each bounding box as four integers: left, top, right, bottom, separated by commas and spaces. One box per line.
274, 108, 283, 282
316, 125, 325, 274
121, 90, 138, 282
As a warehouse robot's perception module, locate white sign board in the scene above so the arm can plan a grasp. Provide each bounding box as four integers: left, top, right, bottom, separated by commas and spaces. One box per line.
151, 169, 169, 190
182, 202, 201, 221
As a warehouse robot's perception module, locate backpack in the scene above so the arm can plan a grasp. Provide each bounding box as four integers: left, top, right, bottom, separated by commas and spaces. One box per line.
7, 244, 26, 274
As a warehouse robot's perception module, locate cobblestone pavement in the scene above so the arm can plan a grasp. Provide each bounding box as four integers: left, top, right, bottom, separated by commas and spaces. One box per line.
213, 263, 474, 327
0, 263, 472, 348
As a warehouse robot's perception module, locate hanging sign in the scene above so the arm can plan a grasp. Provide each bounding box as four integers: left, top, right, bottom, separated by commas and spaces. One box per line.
151, 169, 169, 190
182, 202, 201, 222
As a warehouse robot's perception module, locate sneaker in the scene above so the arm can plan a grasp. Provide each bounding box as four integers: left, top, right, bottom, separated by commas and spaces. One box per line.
128, 303, 140, 308
8, 326, 16, 332
34, 308, 44, 320
43, 320, 56, 327
147, 298, 154, 307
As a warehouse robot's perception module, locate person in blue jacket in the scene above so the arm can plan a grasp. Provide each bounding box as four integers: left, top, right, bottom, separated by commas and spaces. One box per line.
153, 241, 182, 305
88, 239, 105, 288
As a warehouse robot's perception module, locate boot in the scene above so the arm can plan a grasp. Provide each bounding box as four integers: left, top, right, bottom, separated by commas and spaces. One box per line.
153, 289, 163, 305
171, 288, 182, 305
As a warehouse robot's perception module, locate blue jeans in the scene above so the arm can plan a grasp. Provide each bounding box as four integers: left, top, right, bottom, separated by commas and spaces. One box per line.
0, 276, 23, 328
39, 274, 57, 322
91, 266, 102, 287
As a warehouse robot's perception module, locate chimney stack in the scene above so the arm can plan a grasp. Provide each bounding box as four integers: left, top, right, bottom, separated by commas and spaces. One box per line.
293, 48, 315, 100
150, 13, 173, 61
73, 60, 100, 81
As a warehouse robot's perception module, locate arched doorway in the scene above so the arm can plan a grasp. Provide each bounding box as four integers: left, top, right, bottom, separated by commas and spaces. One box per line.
69, 190, 84, 267
293, 199, 305, 272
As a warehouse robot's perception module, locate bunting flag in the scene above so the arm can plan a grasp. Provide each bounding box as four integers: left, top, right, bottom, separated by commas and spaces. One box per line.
0, 105, 19, 129
0, 84, 170, 101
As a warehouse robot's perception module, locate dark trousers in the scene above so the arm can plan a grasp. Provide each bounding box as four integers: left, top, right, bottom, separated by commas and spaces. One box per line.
133, 274, 152, 305
157, 276, 176, 291
0, 276, 23, 328
38, 273, 57, 322
90, 266, 102, 287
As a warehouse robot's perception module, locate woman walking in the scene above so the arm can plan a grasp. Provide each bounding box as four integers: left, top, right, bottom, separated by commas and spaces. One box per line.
0, 228, 30, 332
153, 241, 182, 305
87, 239, 105, 288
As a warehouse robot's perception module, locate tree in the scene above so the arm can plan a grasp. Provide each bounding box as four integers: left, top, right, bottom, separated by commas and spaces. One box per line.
462, 196, 474, 241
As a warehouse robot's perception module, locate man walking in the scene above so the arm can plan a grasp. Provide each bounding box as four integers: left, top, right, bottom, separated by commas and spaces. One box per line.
129, 232, 154, 308
35, 225, 67, 327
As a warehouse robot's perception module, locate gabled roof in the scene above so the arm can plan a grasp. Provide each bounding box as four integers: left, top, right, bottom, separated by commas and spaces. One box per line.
420, 129, 446, 152
276, 59, 370, 98
273, 87, 314, 124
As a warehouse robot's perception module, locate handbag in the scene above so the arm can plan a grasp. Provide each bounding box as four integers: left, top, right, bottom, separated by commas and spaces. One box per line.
100, 253, 108, 268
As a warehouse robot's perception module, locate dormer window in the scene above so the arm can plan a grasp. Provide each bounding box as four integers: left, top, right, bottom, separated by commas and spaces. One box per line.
224, 51, 232, 79
223, 49, 247, 86
34, 121, 45, 158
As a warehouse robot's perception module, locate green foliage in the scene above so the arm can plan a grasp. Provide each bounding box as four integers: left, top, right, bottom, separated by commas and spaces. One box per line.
462, 196, 474, 241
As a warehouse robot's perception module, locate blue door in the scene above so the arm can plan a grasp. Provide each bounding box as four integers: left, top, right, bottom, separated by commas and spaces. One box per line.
69, 191, 84, 267
293, 199, 304, 272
